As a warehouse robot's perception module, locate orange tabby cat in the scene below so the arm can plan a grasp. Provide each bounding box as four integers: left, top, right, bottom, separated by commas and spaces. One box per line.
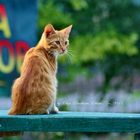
9, 24, 72, 115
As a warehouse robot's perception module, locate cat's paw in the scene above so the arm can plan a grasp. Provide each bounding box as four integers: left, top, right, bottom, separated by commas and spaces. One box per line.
46, 110, 50, 114
50, 106, 59, 114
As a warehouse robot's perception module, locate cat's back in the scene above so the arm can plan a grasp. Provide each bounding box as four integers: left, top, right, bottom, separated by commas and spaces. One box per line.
21, 47, 44, 73
23, 47, 47, 65
27, 47, 56, 74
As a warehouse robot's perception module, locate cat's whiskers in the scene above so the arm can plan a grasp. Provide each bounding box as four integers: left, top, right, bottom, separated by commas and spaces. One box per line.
68, 50, 75, 57
63, 50, 75, 64
68, 49, 75, 55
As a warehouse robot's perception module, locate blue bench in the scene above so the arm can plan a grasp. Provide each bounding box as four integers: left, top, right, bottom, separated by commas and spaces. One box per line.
0, 110, 140, 139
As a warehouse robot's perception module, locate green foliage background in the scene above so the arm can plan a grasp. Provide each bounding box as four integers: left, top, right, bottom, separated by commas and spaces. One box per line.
38, 0, 140, 92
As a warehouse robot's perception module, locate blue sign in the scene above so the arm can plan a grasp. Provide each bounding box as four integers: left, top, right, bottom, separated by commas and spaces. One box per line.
0, 0, 38, 96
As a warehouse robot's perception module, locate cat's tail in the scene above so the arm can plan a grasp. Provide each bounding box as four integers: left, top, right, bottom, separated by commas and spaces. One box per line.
8, 77, 28, 115
8, 102, 26, 115
8, 108, 20, 115
8, 96, 26, 115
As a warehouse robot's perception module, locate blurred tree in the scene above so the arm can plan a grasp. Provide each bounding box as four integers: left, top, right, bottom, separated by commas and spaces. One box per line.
38, 0, 140, 94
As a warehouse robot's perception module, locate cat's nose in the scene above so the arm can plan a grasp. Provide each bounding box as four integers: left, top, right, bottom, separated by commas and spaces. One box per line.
61, 48, 65, 53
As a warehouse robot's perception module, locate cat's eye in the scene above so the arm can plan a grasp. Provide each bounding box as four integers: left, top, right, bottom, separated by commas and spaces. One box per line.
65, 41, 68, 45
55, 41, 60, 45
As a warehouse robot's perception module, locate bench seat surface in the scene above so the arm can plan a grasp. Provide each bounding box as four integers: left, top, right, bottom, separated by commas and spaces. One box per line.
0, 110, 140, 132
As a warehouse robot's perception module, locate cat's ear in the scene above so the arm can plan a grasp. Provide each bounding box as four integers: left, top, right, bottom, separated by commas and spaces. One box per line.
44, 24, 56, 38
62, 25, 72, 36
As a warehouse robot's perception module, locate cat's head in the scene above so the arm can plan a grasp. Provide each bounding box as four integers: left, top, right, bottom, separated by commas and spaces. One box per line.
43, 24, 72, 56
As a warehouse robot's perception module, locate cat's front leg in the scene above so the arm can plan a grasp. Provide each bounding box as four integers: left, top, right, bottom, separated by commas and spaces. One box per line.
50, 83, 59, 113
50, 102, 59, 114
